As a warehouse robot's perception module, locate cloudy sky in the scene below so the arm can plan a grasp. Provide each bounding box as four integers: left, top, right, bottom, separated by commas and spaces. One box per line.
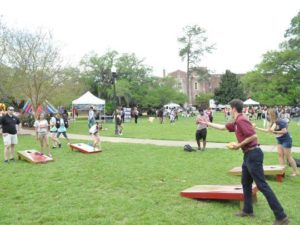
1, 0, 299, 76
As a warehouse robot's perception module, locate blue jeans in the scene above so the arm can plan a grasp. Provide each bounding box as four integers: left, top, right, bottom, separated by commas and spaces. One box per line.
242, 147, 287, 220
88, 118, 95, 129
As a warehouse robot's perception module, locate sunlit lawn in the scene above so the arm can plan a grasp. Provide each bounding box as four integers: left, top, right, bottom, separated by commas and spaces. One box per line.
68, 112, 300, 146
0, 135, 299, 225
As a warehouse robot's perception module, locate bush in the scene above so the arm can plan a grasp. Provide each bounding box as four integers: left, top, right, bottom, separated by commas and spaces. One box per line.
19, 113, 35, 128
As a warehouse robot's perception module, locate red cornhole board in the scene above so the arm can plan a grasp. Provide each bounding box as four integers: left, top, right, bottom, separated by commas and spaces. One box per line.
181, 185, 258, 209
229, 165, 285, 182
17, 150, 53, 164
69, 143, 102, 154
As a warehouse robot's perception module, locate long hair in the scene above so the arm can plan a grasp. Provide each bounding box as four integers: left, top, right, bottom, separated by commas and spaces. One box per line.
267, 108, 277, 127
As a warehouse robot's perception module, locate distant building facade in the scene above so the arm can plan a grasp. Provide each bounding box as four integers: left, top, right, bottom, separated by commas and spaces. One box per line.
167, 68, 222, 105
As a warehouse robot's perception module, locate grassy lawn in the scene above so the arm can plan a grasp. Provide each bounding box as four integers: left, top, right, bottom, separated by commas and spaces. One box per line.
0, 135, 299, 225
68, 112, 300, 146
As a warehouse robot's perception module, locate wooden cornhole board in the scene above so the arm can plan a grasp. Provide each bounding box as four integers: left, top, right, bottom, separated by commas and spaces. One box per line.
17, 150, 53, 164
181, 185, 258, 209
69, 143, 102, 154
229, 165, 285, 182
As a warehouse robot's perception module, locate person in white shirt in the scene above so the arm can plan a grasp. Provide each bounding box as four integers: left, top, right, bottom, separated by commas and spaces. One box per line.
88, 106, 95, 128
89, 122, 102, 151
34, 113, 51, 157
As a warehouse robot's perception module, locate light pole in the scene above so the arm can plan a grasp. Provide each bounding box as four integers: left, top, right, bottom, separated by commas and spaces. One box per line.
111, 65, 118, 135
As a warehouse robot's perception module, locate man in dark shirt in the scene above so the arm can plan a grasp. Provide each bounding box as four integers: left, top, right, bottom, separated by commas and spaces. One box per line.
198, 99, 289, 225
1, 106, 20, 163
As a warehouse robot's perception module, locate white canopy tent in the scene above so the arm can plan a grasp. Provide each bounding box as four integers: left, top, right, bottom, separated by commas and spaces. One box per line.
243, 98, 260, 105
72, 91, 105, 111
164, 102, 180, 109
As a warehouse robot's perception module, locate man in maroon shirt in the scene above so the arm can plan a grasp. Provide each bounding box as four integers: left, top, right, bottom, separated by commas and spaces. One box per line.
198, 99, 289, 225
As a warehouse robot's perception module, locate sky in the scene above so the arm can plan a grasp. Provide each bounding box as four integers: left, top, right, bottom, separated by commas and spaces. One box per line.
1, 0, 299, 76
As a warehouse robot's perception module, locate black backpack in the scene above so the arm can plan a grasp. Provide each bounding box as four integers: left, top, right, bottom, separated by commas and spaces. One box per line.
184, 144, 195, 152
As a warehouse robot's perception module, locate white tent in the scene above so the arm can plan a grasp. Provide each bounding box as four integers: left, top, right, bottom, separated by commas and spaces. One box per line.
72, 91, 105, 110
164, 102, 180, 109
243, 98, 260, 105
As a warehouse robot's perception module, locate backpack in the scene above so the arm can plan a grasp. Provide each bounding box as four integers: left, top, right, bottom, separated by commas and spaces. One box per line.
64, 118, 69, 128
55, 117, 60, 129
294, 158, 300, 167
184, 144, 195, 152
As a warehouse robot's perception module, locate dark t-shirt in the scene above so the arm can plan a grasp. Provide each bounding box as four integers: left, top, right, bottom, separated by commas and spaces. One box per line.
0, 114, 20, 134
225, 114, 258, 151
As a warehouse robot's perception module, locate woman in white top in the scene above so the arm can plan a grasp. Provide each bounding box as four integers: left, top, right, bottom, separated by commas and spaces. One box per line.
34, 113, 51, 157
89, 122, 102, 151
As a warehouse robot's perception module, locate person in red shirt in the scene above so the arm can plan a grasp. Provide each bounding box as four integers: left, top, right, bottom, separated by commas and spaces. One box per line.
198, 99, 289, 225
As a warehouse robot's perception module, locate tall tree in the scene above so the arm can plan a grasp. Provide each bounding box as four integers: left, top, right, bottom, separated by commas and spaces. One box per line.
178, 25, 215, 104
214, 70, 246, 104
241, 11, 300, 105
0, 24, 62, 114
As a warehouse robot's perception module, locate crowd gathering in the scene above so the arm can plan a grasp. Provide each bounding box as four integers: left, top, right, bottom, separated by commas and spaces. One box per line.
0, 100, 299, 225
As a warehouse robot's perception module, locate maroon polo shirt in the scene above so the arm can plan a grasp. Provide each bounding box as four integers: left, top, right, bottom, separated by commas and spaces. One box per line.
225, 114, 258, 151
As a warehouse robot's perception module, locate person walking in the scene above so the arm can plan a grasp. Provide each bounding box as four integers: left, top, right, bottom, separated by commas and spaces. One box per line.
56, 114, 70, 145
49, 113, 61, 149
88, 106, 95, 128
0, 106, 21, 163
198, 99, 289, 225
256, 108, 298, 177
34, 113, 52, 157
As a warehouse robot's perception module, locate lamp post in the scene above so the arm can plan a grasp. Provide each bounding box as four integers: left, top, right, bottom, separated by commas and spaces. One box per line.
111, 65, 118, 135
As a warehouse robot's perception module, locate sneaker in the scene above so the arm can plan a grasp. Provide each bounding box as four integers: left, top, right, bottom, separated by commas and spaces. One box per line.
10, 158, 15, 163
52, 146, 57, 149
58, 143, 62, 148
4, 160, 9, 164
235, 211, 254, 217
274, 217, 289, 225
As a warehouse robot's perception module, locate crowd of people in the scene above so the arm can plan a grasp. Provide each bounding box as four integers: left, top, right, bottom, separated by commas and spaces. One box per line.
1, 100, 299, 225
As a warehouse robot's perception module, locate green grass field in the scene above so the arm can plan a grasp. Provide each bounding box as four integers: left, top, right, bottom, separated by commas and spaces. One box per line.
0, 135, 299, 225
68, 112, 300, 146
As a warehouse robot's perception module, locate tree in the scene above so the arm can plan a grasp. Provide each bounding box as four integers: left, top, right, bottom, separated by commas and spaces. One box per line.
0, 24, 62, 114
195, 92, 213, 109
214, 70, 246, 104
241, 11, 300, 105
178, 25, 215, 104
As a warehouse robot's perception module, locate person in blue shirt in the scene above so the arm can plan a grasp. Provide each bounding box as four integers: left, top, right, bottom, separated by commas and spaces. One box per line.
256, 108, 298, 177
56, 114, 70, 146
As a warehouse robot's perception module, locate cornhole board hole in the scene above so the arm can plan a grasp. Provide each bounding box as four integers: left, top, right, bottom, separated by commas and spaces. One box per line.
181, 185, 258, 209
69, 143, 102, 154
17, 150, 53, 164
229, 165, 285, 182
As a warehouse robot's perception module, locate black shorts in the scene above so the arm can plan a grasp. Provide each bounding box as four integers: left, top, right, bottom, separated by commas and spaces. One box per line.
196, 129, 207, 141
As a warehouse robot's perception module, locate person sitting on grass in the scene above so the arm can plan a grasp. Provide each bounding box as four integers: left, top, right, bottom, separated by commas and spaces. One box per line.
34, 113, 52, 157
89, 122, 102, 151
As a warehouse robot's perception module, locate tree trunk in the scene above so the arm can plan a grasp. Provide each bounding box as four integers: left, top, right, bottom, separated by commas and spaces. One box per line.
187, 52, 190, 104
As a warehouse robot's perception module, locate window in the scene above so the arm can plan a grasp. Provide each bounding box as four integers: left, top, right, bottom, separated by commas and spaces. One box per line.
194, 82, 198, 90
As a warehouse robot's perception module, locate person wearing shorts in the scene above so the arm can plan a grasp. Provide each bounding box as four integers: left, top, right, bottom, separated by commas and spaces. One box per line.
49, 113, 61, 149
89, 122, 102, 151
56, 114, 70, 145
195, 109, 209, 151
256, 108, 298, 177
0, 106, 20, 163
34, 113, 52, 157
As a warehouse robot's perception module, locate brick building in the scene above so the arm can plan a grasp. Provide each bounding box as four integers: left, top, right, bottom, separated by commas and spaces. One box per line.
167, 68, 222, 105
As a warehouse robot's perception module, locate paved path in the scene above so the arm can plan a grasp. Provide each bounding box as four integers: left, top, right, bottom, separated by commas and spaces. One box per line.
20, 129, 300, 153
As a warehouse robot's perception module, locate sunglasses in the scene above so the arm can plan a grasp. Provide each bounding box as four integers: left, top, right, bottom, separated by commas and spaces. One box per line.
8, 109, 14, 111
